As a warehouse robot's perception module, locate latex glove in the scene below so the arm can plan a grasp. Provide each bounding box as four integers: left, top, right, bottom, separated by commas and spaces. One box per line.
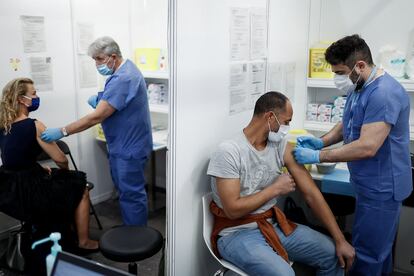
293, 146, 320, 164
297, 136, 324, 150
41, 128, 64, 143
88, 95, 98, 109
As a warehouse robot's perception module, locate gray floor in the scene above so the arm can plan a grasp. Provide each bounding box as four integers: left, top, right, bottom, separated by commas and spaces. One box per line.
87, 193, 166, 276
1, 191, 413, 276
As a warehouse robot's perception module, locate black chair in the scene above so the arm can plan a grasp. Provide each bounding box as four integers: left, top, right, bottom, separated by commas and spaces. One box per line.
99, 226, 163, 275
37, 140, 103, 230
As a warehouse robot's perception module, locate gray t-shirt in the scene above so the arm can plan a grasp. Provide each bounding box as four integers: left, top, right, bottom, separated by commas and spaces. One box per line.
207, 131, 288, 235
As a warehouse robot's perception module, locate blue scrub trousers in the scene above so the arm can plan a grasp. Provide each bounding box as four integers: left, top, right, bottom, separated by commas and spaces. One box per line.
109, 155, 149, 226
350, 194, 401, 276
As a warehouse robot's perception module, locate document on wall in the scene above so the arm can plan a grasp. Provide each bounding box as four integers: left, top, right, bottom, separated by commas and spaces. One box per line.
20, 16, 46, 53
229, 63, 248, 115
250, 8, 267, 60
30, 57, 53, 91
79, 55, 97, 88
230, 8, 250, 61
248, 62, 266, 109
267, 62, 283, 91
284, 62, 296, 101
77, 23, 94, 54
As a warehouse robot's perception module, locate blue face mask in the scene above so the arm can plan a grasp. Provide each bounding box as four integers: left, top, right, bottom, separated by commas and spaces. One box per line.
23, 95, 40, 112
97, 57, 115, 76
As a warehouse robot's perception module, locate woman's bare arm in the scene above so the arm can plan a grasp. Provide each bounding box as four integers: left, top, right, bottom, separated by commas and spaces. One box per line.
35, 120, 69, 169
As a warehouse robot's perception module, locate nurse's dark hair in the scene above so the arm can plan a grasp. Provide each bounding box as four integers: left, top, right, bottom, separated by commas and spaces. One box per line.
88, 36, 123, 58
254, 91, 289, 116
325, 34, 374, 68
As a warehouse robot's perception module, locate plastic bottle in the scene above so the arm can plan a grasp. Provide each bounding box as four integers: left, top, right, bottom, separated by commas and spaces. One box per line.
31, 232, 62, 276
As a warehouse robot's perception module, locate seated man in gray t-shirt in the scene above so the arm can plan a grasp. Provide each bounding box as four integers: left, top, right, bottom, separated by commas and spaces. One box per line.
207, 92, 354, 276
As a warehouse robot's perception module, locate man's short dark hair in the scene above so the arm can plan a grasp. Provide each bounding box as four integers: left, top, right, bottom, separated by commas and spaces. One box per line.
325, 34, 374, 68
253, 91, 288, 116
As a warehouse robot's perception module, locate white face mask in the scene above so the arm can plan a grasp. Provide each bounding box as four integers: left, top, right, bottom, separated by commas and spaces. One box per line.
333, 64, 360, 93
268, 112, 290, 143
333, 73, 355, 93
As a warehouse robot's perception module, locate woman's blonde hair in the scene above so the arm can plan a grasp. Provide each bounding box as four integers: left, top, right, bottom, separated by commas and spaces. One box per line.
0, 78, 33, 134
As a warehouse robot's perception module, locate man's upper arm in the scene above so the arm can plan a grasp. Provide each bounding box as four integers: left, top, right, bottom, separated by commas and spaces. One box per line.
101, 76, 131, 111
359, 122, 391, 154
94, 100, 116, 121
207, 142, 241, 206
284, 143, 319, 196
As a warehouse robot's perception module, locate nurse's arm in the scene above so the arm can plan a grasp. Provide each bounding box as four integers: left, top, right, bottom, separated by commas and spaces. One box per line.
64, 100, 116, 135
284, 143, 355, 269
319, 121, 390, 163
321, 122, 344, 147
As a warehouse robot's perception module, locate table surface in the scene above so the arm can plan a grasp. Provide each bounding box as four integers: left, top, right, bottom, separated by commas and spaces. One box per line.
96, 129, 168, 151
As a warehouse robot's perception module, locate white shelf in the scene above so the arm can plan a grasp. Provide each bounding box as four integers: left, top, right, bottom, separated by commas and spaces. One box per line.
143, 71, 169, 79
303, 120, 336, 132
149, 104, 168, 113
305, 121, 414, 140
307, 78, 414, 92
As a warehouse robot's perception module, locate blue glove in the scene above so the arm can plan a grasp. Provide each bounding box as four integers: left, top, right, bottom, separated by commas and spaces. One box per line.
293, 146, 320, 164
41, 128, 64, 143
88, 95, 98, 109
297, 136, 324, 150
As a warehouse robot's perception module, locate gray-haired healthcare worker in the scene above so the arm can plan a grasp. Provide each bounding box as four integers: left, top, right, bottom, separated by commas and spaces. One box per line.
41, 36, 153, 226
293, 34, 412, 275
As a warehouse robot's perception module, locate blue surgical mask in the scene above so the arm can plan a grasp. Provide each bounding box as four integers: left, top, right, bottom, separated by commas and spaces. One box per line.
97, 57, 115, 76
268, 111, 290, 143
23, 95, 40, 112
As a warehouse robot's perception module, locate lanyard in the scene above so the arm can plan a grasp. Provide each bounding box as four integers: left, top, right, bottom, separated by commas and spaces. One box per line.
346, 66, 378, 143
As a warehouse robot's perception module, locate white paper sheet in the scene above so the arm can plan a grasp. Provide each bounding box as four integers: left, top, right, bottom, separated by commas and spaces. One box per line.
250, 8, 267, 60
284, 62, 296, 101
30, 57, 53, 91
79, 55, 97, 88
230, 8, 250, 61
248, 62, 266, 109
267, 62, 283, 91
77, 23, 94, 54
20, 16, 46, 53
229, 63, 248, 114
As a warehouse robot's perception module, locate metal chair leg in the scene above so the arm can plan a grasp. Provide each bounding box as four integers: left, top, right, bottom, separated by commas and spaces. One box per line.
128, 262, 137, 275
89, 198, 103, 230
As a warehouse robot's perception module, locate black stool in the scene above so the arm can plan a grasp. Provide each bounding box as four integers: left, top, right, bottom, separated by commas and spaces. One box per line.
99, 226, 163, 275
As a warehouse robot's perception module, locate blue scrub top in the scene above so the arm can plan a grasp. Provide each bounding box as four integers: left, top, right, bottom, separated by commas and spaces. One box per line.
100, 59, 153, 159
342, 72, 412, 201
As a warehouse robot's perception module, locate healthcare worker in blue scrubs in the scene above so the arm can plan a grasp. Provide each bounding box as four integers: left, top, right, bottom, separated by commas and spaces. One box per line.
41, 36, 153, 226
293, 34, 412, 275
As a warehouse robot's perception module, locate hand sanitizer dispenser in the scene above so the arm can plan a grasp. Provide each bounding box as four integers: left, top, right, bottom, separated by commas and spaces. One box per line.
32, 232, 62, 276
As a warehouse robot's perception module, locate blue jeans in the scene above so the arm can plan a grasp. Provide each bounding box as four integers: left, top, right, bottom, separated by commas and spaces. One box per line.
218, 224, 343, 276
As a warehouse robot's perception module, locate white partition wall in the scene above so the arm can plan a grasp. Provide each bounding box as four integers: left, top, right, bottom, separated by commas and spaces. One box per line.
167, 0, 268, 275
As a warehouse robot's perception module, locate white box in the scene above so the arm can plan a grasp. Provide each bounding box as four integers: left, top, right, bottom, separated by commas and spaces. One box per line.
307, 103, 318, 113
317, 104, 333, 115
306, 112, 318, 121
332, 106, 344, 116
317, 114, 331, 122
331, 115, 342, 123
334, 96, 347, 108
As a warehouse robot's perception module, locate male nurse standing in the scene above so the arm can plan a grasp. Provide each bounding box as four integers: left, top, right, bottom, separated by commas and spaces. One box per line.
41, 36, 153, 226
294, 34, 412, 275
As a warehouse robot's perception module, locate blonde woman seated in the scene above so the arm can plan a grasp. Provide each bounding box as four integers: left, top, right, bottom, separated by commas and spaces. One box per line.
0, 78, 98, 252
